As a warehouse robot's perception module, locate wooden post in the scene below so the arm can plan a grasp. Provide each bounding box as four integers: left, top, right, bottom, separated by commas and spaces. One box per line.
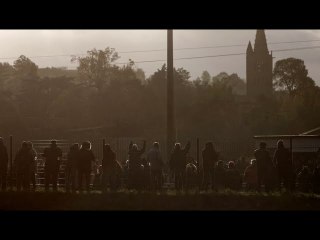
167, 29, 175, 163
10, 135, 13, 190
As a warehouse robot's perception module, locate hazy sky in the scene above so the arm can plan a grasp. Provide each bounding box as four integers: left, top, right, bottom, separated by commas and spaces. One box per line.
0, 30, 320, 84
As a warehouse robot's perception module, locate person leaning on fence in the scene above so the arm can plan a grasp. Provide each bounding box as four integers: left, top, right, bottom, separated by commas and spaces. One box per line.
15, 141, 34, 191
128, 140, 146, 190
102, 144, 122, 192
201, 142, 218, 191
27, 141, 37, 191
66, 143, 79, 192
77, 141, 96, 192
42, 140, 62, 192
273, 140, 293, 192
214, 160, 226, 191
243, 159, 258, 191
169, 141, 191, 191
0, 138, 8, 191
225, 161, 242, 191
254, 142, 273, 192
147, 142, 163, 191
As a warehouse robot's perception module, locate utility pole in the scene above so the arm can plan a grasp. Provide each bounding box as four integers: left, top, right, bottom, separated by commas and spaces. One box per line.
167, 29, 175, 162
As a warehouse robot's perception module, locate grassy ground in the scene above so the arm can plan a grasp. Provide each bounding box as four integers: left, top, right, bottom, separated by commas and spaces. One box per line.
1, 188, 320, 210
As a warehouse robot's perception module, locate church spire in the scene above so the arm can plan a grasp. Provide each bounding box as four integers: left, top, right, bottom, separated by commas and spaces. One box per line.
247, 41, 253, 54
254, 29, 269, 54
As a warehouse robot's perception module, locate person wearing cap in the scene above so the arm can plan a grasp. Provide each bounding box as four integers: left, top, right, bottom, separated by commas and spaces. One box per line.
42, 140, 62, 192
0, 137, 8, 191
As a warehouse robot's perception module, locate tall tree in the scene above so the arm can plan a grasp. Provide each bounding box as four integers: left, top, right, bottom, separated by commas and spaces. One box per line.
71, 48, 120, 90
273, 58, 314, 96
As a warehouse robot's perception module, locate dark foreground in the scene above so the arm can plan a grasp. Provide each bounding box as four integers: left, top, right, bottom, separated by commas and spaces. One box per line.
1, 189, 320, 210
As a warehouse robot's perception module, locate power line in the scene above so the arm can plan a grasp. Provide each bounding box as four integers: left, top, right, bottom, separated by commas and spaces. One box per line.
1, 39, 320, 61
115, 45, 320, 65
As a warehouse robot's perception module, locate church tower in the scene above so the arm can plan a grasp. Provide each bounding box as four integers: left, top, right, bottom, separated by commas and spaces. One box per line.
246, 30, 273, 98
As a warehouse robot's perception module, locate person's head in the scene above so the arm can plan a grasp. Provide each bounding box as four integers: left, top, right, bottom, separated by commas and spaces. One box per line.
217, 160, 224, 168
228, 161, 235, 169
259, 142, 267, 149
250, 159, 257, 166
22, 141, 28, 149
51, 140, 57, 147
205, 142, 214, 150
174, 143, 181, 151
27, 141, 33, 149
82, 141, 91, 150
277, 140, 284, 149
0, 137, 3, 146
71, 143, 79, 151
153, 142, 159, 149
132, 144, 138, 151
104, 144, 111, 151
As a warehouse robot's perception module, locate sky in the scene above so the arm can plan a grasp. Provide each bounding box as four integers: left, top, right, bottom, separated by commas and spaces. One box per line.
0, 30, 320, 84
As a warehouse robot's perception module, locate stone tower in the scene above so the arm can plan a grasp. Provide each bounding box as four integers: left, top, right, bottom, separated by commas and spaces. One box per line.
246, 30, 273, 98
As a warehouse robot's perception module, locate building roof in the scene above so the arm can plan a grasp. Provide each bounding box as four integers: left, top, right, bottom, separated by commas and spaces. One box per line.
254, 135, 320, 139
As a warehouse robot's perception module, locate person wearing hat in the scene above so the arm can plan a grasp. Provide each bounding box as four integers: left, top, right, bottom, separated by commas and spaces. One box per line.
42, 140, 62, 192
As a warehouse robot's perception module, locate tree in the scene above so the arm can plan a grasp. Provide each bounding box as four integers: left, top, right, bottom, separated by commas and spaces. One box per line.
273, 58, 314, 96
13, 55, 38, 78
71, 48, 120, 90
201, 70, 211, 84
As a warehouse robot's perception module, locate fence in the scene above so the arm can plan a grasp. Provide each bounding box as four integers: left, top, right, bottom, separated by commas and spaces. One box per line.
5, 136, 255, 188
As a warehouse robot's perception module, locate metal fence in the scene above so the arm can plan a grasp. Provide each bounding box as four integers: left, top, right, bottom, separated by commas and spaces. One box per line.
6, 136, 254, 188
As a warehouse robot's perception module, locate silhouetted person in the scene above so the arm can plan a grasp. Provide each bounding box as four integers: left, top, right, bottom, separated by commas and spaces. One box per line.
185, 158, 198, 191
77, 141, 95, 192
235, 156, 248, 176
0, 138, 8, 191
27, 141, 37, 191
66, 143, 79, 192
202, 142, 218, 191
273, 140, 293, 191
43, 140, 62, 192
128, 140, 146, 190
15, 141, 33, 191
225, 161, 242, 191
297, 165, 312, 193
102, 144, 121, 191
214, 160, 226, 190
312, 164, 320, 194
254, 142, 273, 192
243, 159, 258, 191
170, 141, 191, 191
147, 142, 163, 191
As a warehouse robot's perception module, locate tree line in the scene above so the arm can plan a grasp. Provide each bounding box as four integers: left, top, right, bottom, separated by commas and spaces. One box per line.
0, 48, 319, 143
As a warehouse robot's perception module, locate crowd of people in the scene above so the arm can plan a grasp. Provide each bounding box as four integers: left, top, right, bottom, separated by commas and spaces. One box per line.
0, 136, 320, 194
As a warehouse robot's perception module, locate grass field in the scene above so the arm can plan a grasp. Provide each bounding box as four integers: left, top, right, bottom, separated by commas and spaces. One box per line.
1, 188, 320, 210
